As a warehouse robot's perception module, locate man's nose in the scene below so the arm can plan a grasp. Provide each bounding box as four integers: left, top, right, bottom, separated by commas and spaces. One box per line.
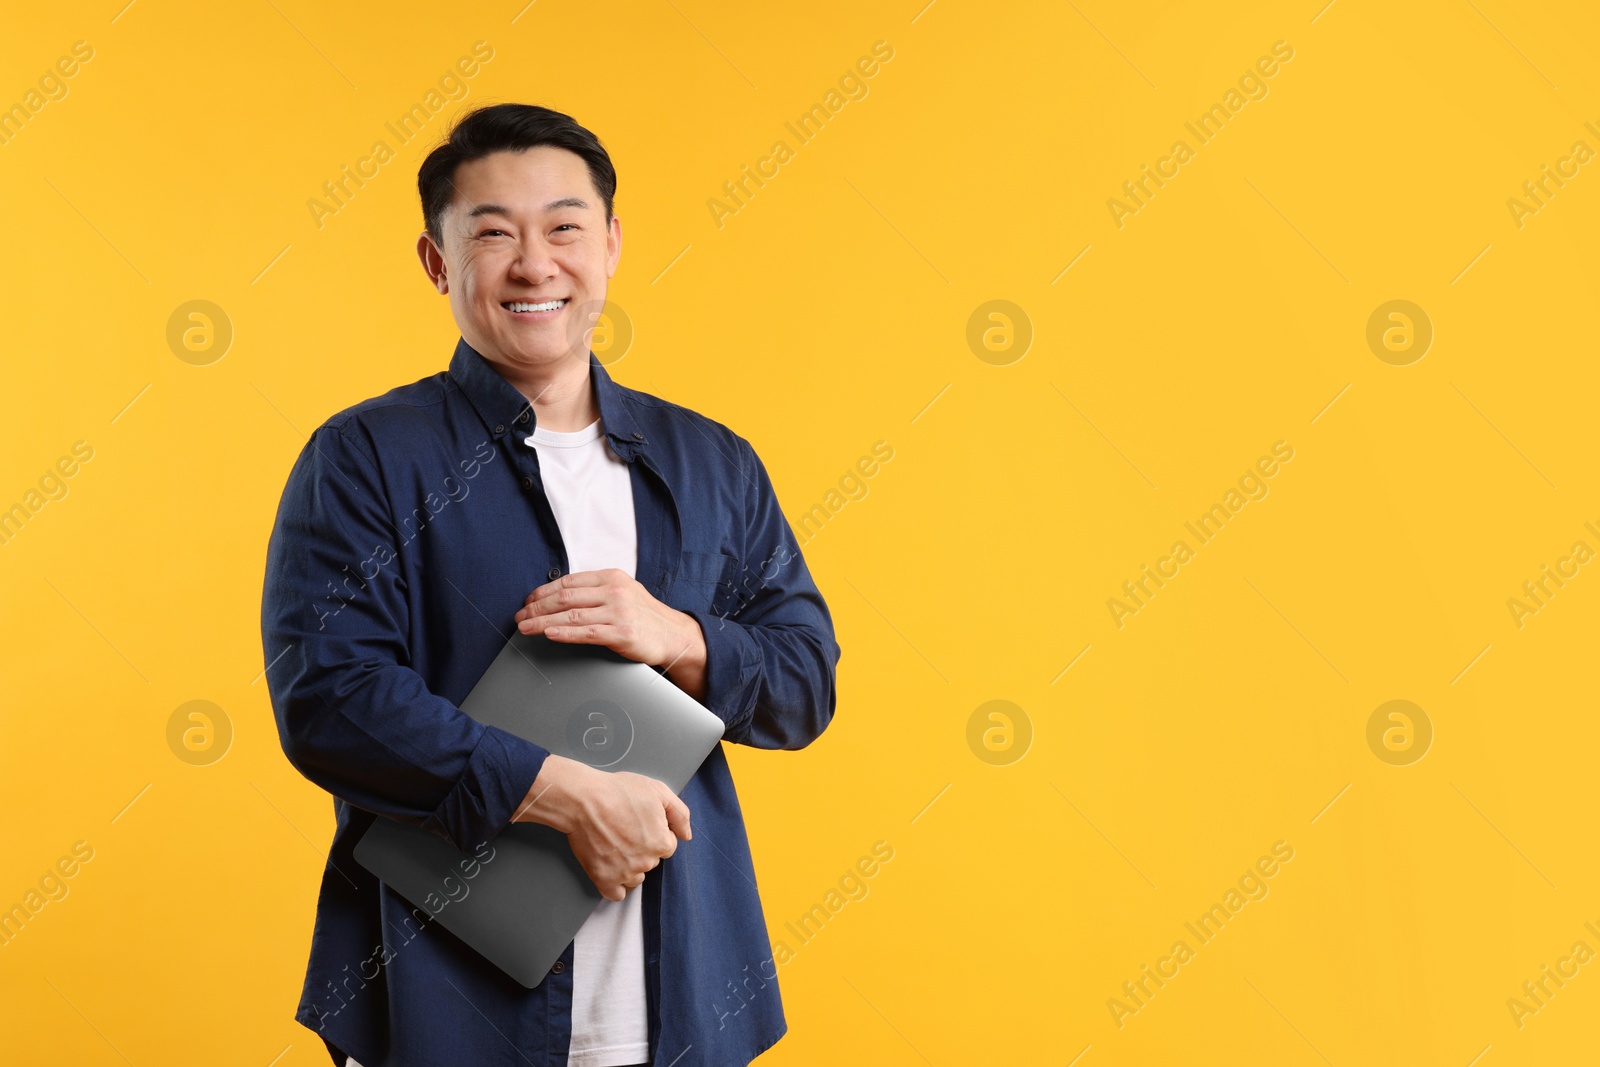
508, 238, 558, 282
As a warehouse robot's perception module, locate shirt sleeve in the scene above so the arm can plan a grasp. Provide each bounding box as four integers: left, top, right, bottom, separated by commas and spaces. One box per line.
681, 435, 841, 749
259, 420, 549, 853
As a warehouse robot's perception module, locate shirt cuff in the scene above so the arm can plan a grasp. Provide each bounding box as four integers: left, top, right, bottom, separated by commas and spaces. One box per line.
683, 607, 760, 738
420, 724, 549, 852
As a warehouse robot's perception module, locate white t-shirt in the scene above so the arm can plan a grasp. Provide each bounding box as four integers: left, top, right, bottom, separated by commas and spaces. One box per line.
526, 416, 649, 1067
350, 415, 647, 1067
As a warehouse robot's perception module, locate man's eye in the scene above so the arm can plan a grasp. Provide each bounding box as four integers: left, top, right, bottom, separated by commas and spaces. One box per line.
553, 224, 577, 233
478, 229, 506, 238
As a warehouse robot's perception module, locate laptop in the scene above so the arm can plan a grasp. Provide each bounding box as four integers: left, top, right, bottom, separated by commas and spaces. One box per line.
352, 631, 726, 988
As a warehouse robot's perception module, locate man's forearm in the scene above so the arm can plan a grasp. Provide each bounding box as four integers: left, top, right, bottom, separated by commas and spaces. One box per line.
511, 753, 592, 832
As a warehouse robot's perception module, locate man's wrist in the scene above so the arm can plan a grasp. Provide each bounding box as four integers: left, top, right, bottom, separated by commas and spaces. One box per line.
663, 610, 709, 701
512, 753, 593, 833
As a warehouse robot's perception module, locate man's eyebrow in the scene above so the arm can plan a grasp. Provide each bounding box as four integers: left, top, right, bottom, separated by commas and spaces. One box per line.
464, 197, 590, 220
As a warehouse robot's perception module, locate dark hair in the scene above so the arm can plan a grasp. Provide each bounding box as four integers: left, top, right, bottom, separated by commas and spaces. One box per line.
416, 103, 617, 245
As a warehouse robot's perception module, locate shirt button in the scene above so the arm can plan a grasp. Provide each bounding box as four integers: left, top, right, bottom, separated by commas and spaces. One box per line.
551, 960, 565, 974
516, 411, 529, 424
522, 476, 533, 489
632, 431, 644, 440
548, 567, 561, 580
494, 423, 505, 435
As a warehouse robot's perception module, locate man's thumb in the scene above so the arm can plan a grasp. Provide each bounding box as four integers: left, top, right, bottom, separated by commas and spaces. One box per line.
663, 790, 692, 840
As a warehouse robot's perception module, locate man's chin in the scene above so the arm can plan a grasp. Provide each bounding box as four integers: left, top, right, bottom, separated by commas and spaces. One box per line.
491, 337, 586, 369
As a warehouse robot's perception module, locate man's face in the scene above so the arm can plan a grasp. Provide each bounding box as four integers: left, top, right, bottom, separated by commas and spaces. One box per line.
417, 146, 621, 378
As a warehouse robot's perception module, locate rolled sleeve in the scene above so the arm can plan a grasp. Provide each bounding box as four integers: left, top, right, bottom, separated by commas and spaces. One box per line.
685, 437, 841, 749
420, 723, 550, 851
682, 606, 762, 737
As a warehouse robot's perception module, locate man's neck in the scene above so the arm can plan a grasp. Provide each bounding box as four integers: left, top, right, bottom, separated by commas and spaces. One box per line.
496, 352, 600, 432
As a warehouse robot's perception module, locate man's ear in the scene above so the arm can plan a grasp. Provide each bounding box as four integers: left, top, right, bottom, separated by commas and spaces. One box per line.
604, 213, 622, 280
416, 231, 448, 294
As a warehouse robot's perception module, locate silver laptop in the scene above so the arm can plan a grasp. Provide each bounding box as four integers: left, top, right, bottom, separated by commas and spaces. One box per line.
352, 632, 725, 988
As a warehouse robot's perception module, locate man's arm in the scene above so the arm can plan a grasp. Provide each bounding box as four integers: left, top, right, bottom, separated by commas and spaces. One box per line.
680, 435, 842, 749
260, 422, 546, 854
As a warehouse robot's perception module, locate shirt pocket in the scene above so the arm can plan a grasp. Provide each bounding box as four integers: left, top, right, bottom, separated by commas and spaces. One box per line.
671, 550, 743, 617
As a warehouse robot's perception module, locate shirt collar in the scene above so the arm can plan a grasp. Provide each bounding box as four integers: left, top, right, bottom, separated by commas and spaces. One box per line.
447, 336, 648, 458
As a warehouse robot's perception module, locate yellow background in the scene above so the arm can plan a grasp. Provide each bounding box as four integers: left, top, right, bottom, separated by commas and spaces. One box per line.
3, 0, 1597, 1063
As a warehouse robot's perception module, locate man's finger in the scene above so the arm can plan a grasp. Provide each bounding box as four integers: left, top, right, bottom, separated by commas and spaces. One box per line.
662, 790, 692, 841
525, 569, 615, 605
539, 622, 621, 647
519, 585, 610, 618
520, 605, 603, 631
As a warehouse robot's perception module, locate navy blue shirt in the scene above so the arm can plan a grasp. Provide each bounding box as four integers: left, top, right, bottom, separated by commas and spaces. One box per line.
260, 339, 840, 1066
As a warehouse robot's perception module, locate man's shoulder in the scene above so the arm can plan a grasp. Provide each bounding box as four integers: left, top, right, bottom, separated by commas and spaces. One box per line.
310, 371, 458, 458
613, 377, 751, 470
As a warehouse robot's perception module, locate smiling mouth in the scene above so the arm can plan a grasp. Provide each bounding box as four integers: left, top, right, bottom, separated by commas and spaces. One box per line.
501, 298, 569, 316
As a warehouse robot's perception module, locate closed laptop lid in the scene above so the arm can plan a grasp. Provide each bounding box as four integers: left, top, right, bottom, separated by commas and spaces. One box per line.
352, 632, 725, 987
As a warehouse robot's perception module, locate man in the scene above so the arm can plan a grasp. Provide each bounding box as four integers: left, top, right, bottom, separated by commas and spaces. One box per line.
260, 103, 840, 1067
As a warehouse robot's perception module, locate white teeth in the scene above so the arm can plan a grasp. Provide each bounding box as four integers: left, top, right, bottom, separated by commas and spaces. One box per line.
505, 299, 566, 312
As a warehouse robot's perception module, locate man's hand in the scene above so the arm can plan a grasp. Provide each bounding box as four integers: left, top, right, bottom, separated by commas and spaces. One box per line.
515, 568, 709, 699
512, 754, 691, 902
